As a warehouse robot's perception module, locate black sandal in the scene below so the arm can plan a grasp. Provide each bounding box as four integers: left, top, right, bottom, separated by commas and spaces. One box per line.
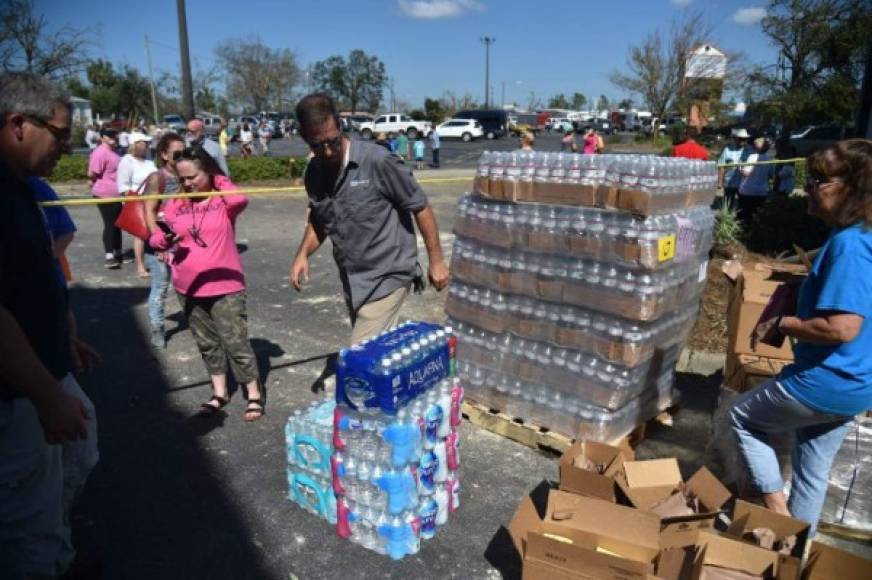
244, 399, 265, 422
199, 395, 230, 415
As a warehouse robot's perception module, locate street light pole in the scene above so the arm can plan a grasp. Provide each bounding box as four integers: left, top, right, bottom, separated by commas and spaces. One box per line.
176, 0, 195, 120
144, 35, 160, 123
480, 37, 495, 109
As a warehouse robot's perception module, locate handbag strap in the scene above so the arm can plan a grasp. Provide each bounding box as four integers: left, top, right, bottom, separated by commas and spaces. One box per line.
128, 171, 159, 197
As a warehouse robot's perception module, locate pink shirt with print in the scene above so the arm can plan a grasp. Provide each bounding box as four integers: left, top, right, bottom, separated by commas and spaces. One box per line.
88, 143, 121, 198
149, 175, 248, 298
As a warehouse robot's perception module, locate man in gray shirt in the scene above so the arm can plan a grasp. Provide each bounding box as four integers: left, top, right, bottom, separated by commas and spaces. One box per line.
290, 93, 449, 345
186, 118, 230, 176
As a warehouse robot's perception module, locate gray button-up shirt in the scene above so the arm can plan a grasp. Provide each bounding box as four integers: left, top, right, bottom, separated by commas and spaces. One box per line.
305, 139, 429, 312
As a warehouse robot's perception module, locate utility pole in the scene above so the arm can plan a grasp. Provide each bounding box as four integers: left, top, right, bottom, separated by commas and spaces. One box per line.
176, 0, 194, 120
480, 36, 495, 109
501, 81, 505, 108
390, 77, 396, 112
144, 36, 160, 123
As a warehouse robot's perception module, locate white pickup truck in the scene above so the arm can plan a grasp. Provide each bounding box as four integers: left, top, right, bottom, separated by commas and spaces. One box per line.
358, 113, 431, 140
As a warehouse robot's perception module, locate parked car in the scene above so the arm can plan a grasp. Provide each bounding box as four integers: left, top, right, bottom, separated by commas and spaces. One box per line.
509, 113, 541, 136
163, 114, 186, 132
195, 114, 224, 137
453, 109, 508, 139
589, 117, 613, 134
358, 113, 431, 140
435, 119, 484, 142
348, 114, 374, 131
789, 125, 854, 156
549, 117, 573, 132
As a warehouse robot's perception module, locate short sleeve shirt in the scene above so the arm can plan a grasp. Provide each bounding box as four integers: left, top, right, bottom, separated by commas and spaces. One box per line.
779, 224, 872, 416
0, 162, 71, 390
304, 139, 429, 312
718, 144, 750, 189
88, 143, 121, 198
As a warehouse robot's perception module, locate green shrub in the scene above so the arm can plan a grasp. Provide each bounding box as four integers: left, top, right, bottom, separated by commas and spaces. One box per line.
713, 199, 743, 247
745, 193, 829, 255
49, 155, 88, 181
226, 156, 309, 181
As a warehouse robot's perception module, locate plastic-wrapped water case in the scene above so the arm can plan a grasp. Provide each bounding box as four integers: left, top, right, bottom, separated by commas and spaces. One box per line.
336, 321, 453, 415
820, 416, 872, 532
285, 399, 337, 523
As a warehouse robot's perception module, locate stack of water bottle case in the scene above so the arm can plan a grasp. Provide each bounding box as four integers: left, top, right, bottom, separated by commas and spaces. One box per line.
446, 150, 717, 442
284, 322, 463, 560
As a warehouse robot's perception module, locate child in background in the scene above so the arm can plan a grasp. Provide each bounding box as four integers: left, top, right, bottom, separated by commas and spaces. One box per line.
413, 136, 425, 170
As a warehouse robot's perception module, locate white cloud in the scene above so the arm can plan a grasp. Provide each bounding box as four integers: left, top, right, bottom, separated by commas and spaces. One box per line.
670, 0, 694, 7
398, 0, 485, 19
731, 7, 767, 25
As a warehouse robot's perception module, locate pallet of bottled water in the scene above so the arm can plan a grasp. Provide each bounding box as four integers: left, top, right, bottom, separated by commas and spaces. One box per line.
285, 399, 338, 523
474, 151, 718, 215
331, 322, 464, 560
454, 194, 714, 271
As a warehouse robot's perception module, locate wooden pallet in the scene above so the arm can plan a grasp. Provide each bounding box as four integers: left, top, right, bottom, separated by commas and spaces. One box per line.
461, 399, 676, 455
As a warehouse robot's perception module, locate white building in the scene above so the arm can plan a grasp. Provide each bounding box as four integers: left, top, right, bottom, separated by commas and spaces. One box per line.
685, 44, 727, 80
70, 96, 94, 127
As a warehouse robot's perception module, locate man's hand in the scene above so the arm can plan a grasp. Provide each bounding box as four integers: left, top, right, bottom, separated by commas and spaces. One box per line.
70, 337, 102, 375
290, 255, 310, 291
428, 259, 450, 291
36, 390, 88, 444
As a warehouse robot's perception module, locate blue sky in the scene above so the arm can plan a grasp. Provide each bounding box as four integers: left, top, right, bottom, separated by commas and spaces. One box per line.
45, 0, 777, 110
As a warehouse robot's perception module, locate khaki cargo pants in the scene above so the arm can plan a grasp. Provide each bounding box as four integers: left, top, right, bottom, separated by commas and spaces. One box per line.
350, 285, 410, 345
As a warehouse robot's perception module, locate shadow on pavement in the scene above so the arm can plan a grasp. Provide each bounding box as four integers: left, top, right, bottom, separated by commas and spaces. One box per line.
484, 479, 553, 580
69, 286, 274, 579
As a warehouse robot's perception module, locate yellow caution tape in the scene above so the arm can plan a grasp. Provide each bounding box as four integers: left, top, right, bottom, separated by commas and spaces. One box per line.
717, 157, 805, 169
40, 177, 472, 207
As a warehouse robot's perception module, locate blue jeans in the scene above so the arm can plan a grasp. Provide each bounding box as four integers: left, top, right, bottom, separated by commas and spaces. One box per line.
730, 379, 853, 533
145, 253, 169, 330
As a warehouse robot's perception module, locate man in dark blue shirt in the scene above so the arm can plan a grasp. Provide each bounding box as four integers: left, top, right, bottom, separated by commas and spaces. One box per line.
0, 72, 92, 578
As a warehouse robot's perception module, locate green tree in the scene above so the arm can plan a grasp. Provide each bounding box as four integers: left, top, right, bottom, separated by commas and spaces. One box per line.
215, 38, 300, 113
596, 94, 610, 112
570, 92, 587, 110
423, 97, 448, 123
81, 59, 153, 124
311, 49, 387, 113
547, 93, 571, 109
618, 98, 634, 109
745, 0, 872, 129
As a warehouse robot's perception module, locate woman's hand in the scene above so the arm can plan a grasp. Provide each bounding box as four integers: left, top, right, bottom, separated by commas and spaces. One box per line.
751, 316, 783, 350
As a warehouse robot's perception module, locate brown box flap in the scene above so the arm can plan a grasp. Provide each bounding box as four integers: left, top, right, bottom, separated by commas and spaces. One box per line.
508, 494, 543, 556
618, 459, 683, 509
685, 467, 732, 513
559, 441, 632, 502
525, 531, 654, 580
803, 542, 872, 580
546, 491, 661, 563
694, 530, 781, 578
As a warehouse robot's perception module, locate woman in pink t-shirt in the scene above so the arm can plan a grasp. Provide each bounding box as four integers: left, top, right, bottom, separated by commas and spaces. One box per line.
149, 147, 264, 421
582, 126, 599, 155
88, 128, 123, 268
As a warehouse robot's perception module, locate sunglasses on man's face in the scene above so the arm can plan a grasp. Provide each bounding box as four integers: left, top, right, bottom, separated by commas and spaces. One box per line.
26, 115, 72, 145
306, 134, 342, 154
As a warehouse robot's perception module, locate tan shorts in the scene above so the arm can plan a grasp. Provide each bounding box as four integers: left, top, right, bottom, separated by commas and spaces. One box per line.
350, 285, 410, 345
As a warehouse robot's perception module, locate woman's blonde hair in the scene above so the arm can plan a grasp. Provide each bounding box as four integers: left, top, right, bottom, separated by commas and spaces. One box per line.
807, 139, 872, 228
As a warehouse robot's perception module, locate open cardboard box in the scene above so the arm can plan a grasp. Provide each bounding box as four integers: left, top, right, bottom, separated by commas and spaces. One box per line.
508, 489, 661, 580
802, 542, 872, 580
725, 500, 810, 559
559, 440, 634, 502
725, 354, 791, 393
658, 530, 800, 580
723, 261, 807, 363
615, 458, 732, 532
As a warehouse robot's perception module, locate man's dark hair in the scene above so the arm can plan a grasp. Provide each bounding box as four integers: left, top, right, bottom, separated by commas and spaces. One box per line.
295, 93, 340, 138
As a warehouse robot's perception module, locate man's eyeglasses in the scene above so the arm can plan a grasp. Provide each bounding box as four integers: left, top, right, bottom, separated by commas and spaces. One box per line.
25, 115, 71, 144
306, 134, 343, 153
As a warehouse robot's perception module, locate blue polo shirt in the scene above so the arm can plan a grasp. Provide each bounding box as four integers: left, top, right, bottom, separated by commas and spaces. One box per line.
779, 223, 872, 416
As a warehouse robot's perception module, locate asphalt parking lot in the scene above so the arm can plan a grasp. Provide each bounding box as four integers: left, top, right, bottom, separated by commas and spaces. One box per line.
62, 176, 731, 580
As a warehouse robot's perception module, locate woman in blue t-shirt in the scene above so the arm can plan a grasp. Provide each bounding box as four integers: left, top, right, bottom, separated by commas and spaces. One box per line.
730, 139, 872, 533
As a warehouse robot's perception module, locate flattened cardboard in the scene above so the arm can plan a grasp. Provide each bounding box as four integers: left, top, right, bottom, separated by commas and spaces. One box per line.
802, 541, 872, 580
725, 500, 810, 559
559, 440, 634, 502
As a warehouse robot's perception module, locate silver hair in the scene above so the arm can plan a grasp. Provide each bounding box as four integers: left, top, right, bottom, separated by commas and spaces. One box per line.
0, 72, 71, 129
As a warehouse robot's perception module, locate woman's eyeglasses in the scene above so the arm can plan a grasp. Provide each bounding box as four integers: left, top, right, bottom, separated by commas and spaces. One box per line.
805, 176, 840, 191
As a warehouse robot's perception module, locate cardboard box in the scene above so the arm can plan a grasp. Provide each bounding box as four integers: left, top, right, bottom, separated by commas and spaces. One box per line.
725, 500, 810, 559
615, 458, 732, 531
559, 440, 634, 502
724, 354, 791, 393
802, 542, 872, 580
724, 262, 806, 362
658, 530, 800, 580
508, 490, 661, 580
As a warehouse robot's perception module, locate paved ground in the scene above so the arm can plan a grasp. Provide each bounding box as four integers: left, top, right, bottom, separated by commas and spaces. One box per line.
58, 178, 865, 579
